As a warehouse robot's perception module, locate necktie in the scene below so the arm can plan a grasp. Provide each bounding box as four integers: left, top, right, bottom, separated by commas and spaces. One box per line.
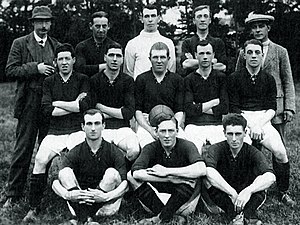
39, 40, 44, 47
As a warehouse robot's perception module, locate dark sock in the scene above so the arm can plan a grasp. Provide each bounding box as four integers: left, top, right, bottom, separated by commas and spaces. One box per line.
159, 184, 194, 222
272, 158, 290, 193
134, 182, 164, 215
28, 173, 47, 210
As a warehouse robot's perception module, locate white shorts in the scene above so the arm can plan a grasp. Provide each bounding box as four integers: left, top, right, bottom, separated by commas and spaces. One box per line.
39, 131, 86, 155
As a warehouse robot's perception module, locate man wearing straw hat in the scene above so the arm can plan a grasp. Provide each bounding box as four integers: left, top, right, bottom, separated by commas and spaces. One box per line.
3, 5, 60, 208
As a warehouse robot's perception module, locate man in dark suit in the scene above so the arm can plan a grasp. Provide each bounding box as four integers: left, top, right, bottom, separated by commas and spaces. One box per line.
3, 5, 60, 208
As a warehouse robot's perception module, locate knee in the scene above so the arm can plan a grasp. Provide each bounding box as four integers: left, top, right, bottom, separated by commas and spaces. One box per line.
273, 150, 288, 163
126, 141, 140, 161
58, 167, 74, 182
103, 168, 121, 184
34, 150, 50, 168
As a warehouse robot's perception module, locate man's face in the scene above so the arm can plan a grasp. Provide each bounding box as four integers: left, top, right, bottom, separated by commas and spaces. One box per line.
193, 8, 211, 31
56, 51, 75, 76
156, 120, 178, 149
33, 19, 51, 38
82, 113, 105, 141
244, 44, 263, 68
196, 44, 214, 69
105, 48, 123, 71
90, 17, 109, 40
224, 125, 246, 152
150, 49, 169, 74
142, 8, 160, 33
251, 22, 269, 42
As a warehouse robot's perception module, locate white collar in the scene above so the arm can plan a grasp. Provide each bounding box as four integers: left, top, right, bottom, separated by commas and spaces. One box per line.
140, 30, 160, 37
34, 31, 47, 46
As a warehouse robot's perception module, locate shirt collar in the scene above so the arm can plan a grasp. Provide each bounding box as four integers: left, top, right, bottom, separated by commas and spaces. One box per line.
140, 30, 160, 37
262, 39, 270, 47
34, 31, 47, 46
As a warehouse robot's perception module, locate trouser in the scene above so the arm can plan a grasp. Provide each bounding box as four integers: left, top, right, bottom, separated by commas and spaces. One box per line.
134, 182, 194, 222
7, 91, 48, 198
208, 187, 266, 219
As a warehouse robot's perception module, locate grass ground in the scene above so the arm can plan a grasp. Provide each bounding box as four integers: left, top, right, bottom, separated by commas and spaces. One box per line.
0, 81, 299, 224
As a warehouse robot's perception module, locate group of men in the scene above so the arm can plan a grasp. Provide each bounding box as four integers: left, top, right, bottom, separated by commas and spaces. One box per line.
2, 3, 295, 225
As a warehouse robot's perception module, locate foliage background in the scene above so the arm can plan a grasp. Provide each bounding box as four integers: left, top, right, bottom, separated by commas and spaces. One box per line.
1, 0, 300, 79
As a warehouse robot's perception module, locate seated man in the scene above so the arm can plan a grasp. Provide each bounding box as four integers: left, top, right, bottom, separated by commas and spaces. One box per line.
184, 40, 229, 154
128, 106, 206, 224
135, 42, 185, 148
52, 109, 128, 225
206, 113, 276, 225
23, 43, 90, 222
228, 39, 294, 205
90, 42, 139, 163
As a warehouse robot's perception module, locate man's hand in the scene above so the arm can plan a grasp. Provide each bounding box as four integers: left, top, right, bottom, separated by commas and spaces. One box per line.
249, 125, 264, 141
185, 53, 193, 59
234, 189, 252, 213
37, 63, 55, 76
284, 110, 294, 122
228, 190, 238, 205
87, 188, 109, 203
146, 164, 168, 177
65, 189, 94, 204
76, 92, 87, 102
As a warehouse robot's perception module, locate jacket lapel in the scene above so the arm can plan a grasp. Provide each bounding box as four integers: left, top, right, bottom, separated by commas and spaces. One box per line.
263, 41, 276, 70
26, 32, 40, 62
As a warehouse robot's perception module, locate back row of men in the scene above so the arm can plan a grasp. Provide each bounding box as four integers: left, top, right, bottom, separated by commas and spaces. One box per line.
3, 4, 295, 225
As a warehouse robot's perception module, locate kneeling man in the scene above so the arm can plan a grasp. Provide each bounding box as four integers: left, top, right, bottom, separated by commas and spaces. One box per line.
128, 106, 206, 224
52, 109, 128, 225
206, 113, 275, 225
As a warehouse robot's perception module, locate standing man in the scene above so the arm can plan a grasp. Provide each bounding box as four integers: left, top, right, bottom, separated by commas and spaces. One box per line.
124, 4, 176, 79
128, 113, 206, 225
135, 42, 184, 148
181, 5, 227, 75
4, 6, 60, 207
90, 42, 139, 164
229, 39, 294, 206
184, 40, 229, 154
206, 113, 276, 225
23, 43, 90, 222
236, 12, 296, 144
75, 11, 118, 77
52, 109, 128, 225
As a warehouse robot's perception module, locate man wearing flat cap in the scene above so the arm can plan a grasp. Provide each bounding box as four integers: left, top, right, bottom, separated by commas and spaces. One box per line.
127, 106, 206, 224
235, 12, 296, 206
3, 5, 60, 208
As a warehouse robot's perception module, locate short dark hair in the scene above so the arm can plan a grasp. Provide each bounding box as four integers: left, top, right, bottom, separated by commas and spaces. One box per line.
193, 5, 211, 18
243, 39, 263, 52
149, 42, 170, 58
142, 4, 160, 16
55, 43, 75, 57
91, 11, 108, 24
83, 109, 105, 124
195, 40, 215, 53
156, 116, 179, 129
105, 42, 123, 54
222, 113, 247, 131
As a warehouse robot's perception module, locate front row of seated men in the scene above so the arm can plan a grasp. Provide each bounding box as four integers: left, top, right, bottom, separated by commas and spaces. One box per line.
20, 39, 290, 225
54, 110, 274, 225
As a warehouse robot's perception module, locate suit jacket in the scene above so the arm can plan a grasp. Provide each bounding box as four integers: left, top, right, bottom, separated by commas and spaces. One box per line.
235, 41, 296, 124
5, 32, 60, 118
